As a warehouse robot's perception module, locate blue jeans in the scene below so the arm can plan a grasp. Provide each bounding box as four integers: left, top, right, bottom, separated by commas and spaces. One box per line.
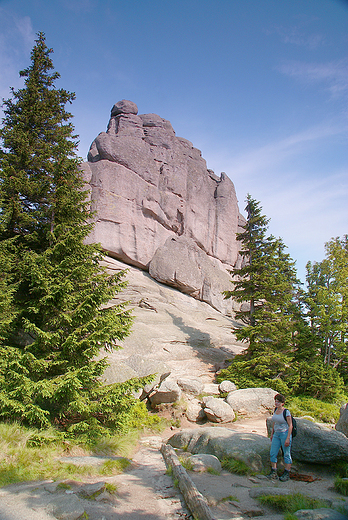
270, 431, 292, 465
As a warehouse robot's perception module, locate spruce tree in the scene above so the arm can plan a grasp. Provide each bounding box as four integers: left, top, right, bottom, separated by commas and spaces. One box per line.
0, 33, 147, 433
305, 235, 348, 379
221, 195, 302, 392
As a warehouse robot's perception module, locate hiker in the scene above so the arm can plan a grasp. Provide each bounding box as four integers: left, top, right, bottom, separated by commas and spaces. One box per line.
267, 393, 292, 482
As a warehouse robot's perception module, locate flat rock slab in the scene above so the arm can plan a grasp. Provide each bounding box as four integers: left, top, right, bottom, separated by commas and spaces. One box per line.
99, 257, 245, 384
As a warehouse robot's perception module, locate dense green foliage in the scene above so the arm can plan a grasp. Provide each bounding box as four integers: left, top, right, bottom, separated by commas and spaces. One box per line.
221, 195, 347, 402
0, 33, 152, 434
305, 235, 348, 381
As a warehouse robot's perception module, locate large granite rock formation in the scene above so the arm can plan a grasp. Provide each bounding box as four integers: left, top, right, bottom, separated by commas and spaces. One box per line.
82, 100, 244, 314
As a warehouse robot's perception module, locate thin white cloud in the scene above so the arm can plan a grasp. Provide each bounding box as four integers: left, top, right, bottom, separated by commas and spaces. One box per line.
227, 124, 344, 179
274, 24, 324, 50
14, 16, 36, 49
244, 167, 348, 280
0, 9, 35, 104
279, 59, 348, 98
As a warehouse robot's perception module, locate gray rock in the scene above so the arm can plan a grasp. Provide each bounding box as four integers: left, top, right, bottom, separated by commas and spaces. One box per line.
203, 383, 221, 395
294, 509, 347, 519
336, 403, 348, 437
266, 417, 348, 464
167, 427, 271, 473
185, 398, 206, 423
226, 387, 277, 417
188, 454, 221, 473
46, 495, 85, 520
177, 377, 204, 395
149, 235, 234, 314
83, 101, 244, 314
219, 380, 237, 393
202, 396, 235, 423
150, 378, 181, 405
77, 481, 105, 498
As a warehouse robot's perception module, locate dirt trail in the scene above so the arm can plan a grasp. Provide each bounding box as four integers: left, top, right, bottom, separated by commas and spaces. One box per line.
1, 417, 347, 520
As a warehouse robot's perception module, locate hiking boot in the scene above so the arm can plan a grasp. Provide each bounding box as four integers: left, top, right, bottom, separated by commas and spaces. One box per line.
267, 469, 278, 480
279, 470, 290, 482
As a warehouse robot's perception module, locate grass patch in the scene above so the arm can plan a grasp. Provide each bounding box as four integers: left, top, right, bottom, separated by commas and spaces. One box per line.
166, 464, 173, 476
334, 476, 348, 496
333, 460, 348, 478
0, 421, 142, 487
105, 482, 118, 495
220, 495, 238, 502
178, 456, 193, 471
221, 457, 253, 475
207, 466, 220, 475
257, 492, 328, 513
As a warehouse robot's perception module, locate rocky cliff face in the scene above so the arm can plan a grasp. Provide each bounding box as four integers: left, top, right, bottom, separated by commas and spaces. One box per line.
82, 100, 244, 314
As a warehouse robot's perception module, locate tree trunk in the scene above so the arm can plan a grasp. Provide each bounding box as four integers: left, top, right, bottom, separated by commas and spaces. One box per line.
160, 443, 214, 520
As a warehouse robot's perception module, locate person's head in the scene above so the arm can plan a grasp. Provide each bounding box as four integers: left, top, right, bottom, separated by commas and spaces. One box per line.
274, 393, 285, 404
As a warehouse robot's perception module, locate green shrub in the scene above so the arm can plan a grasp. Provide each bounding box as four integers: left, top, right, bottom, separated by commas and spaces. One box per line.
286, 396, 341, 423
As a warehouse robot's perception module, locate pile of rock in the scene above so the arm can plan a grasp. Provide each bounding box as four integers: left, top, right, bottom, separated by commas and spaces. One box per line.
142, 375, 277, 424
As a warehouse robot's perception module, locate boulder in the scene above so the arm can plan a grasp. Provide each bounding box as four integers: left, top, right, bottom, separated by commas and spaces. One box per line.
203, 383, 221, 396
226, 388, 277, 417
167, 427, 271, 473
185, 398, 206, 423
177, 377, 204, 395
188, 454, 222, 473
83, 100, 245, 313
219, 380, 237, 393
336, 403, 348, 437
149, 378, 181, 406
148, 235, 233, 313
266, 417, 348, 464
111, 99, 138, 116
202, 396, 235, 423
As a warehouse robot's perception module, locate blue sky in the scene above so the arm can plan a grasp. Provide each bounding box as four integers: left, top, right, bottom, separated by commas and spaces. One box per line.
0, 0, 347, 282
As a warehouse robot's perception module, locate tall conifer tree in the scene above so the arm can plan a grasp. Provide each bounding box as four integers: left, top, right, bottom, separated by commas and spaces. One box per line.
221, 195, 302, 392
0, 33, 145, 432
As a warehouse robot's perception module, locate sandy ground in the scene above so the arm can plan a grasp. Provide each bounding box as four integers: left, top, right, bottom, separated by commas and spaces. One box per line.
1, 416, 347, 520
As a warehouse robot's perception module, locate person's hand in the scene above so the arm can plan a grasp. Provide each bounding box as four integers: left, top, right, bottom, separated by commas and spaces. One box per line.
285, 438, 290, 447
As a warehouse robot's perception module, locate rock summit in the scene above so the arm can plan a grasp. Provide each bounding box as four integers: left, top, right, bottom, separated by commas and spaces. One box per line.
82, 100, 244, 314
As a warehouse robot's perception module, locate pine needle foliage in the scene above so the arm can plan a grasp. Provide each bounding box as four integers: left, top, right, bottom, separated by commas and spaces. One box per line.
222, 195, 302, 392
0, 33, 148, 434
221, 196, 346, 401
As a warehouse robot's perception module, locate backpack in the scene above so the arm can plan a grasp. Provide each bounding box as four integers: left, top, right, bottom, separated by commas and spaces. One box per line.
283, 409, 297, 438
